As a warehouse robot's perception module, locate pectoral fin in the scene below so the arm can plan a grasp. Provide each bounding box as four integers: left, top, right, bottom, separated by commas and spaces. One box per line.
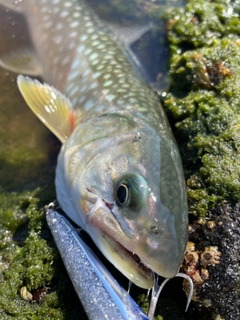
0, 48, 42, 76
17, 75, 75, 143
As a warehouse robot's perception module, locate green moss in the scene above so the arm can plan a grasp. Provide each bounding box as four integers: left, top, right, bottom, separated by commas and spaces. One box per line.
164, 1, 240, 216
166, 0, 240, 52
0, 191, 86, 319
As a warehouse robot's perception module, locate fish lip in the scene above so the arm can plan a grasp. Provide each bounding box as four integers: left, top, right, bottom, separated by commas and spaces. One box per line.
84, 189, 153, 287
102, 230, 153, 278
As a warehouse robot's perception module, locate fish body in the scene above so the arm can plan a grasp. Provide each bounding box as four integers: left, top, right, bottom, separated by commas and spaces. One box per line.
0, 0, 188, 289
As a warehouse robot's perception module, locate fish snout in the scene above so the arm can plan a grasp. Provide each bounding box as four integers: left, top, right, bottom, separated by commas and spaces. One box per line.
136, 219, 184, 279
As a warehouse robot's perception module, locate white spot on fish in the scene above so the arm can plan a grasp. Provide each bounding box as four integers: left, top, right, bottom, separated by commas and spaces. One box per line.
66, 82, 74, 92
53, 0, 60, 4
54, 35, 63, 44
79, 96, 86, 103
107, 94, 115, 102
85, 22, 93, 27
70, 21, 79, 28
69, 85, 79, 96
104, 54, 114, 60
70, 31, 78, 38
77, 45, 85, 53
80, 85, 87, 93
51, 92, 57, 100
103, 74, 111, 80
44, 105, 51, 113
64, 2, 72, 7
85, 48, 92, 55
96, 64, 104, 71
73, 12, 80, 18
91, 59, 99, 66
92, 40, 100, 47
71, 59, 80, 70
80, 35, 88, 41
91, 34, 98, 40
71, 97, 77, 106
104, 80, 113, 87
118, 78, 125, 84
89, 53, 98, 61
45, 21, 53, 29
84, 100, 93, 111
53, 7, 60, 14
62, 56, 70, 65
83, 69, 90, 77
56, 23, 63, 30
68, 71, 78, 82
87, 27, 95, 34
76, 5, 82, 11
117, 99, 124, 105
90, 82, 97, 89
93, 72, 101, 78
60, 10, 68, 18
97, 44, 105, 50
102, 89, 110, 95
96, 105, 104, 112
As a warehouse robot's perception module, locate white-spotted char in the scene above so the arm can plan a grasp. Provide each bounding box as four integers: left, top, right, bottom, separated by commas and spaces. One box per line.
0, 0, 188, 289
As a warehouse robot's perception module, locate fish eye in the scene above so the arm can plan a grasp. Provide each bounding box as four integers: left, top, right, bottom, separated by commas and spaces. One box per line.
117, 184, 129, 205
115, 174, 147, 211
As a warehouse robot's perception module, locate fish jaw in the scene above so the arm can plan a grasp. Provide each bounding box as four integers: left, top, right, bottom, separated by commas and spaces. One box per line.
80, 190, 186, 287
81, 196, 154, 289
86, 201, 185, 281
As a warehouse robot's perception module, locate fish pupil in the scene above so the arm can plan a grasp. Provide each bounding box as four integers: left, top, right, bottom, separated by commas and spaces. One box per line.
117, 184, 128, 205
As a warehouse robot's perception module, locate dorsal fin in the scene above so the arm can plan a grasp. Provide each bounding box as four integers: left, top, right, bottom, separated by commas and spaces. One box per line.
17, 75, 75, 143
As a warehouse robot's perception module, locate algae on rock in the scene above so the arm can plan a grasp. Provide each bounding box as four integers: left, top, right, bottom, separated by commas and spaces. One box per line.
164, 1, 240, 319
164, 38, 240, 216
0, 191, 86, 319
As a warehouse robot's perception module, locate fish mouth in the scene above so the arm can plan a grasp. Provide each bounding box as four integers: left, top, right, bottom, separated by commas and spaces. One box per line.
83, 193, 154, 288
100, 231, 154, 289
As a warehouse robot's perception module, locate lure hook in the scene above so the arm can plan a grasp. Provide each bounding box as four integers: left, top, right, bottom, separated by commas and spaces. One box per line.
147, 272, 193, 320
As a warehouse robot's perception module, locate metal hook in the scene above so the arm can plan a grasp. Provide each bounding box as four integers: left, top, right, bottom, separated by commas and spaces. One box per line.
147, 272, 193, 320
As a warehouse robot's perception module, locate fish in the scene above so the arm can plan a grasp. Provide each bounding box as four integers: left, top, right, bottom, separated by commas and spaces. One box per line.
0, 0, 188, 289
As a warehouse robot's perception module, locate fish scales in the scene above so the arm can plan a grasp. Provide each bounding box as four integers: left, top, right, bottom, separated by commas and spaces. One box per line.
22, 0, 169, 131
0, 0, 188, 289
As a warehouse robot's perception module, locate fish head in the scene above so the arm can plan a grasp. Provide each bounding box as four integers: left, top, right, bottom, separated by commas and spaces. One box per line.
60, 120, 188, 289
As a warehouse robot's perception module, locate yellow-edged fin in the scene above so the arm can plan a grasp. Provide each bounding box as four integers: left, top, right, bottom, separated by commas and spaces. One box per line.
17, 75, 74, 143
0, 48, 42, 76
